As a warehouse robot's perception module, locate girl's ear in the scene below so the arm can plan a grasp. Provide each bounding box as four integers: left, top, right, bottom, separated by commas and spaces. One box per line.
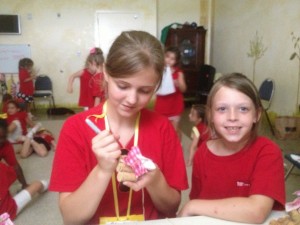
254, 107, 262, 123
103, 65, 109, 82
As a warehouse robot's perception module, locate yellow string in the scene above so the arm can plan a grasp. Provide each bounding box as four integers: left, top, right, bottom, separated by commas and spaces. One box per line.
86, 102, 107, 124
126, 188, 133, 218
88, 101, 141, 220
111, 172, 120, 219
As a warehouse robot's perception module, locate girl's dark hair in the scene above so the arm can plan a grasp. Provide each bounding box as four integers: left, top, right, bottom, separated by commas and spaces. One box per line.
0, 118, 8, 131
192, 104, 206, 120
165, 46, 181, 65
19, 58, 34, 69
2, 93, 13, 103
7, 100, 21, 109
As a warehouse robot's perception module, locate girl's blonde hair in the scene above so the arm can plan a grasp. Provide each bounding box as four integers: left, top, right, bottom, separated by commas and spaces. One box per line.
206, 73, 262, 141
85, 47, 104, 67
105, 30, 164, 86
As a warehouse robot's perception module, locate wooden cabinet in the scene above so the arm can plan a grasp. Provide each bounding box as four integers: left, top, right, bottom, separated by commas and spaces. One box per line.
165, 25, 206, 102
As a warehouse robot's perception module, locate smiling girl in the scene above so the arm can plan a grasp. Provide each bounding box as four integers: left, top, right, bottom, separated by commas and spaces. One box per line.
178, 73, 285, 224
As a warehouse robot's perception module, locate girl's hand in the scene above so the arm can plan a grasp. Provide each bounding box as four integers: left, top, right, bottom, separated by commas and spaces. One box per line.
173, 79, 179, 87
123, 166, 160, 191
67, 87, 73, 93
186, 158, 192, 167
177, 200, 196, 217
91, 130, 121, 173
67, 86, 73, 93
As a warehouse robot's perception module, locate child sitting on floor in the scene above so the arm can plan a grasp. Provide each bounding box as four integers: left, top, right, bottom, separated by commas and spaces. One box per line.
20, 128, 56, 158
5, 100, 39, 144
0, 161, 48, 221
0, 118, 48, 221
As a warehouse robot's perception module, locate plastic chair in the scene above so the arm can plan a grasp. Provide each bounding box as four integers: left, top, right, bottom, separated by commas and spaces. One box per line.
33, 75, 55, 110
285, 153, 300, 180
195, 64, 216, 104
258, 78, 275, 135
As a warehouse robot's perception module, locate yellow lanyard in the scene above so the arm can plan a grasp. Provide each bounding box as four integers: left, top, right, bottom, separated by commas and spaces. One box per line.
88, 101, 140, 219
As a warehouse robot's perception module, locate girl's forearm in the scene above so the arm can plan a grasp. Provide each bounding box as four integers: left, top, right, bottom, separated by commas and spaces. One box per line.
179, 196, 274, 224
146, 169, 181, 216
59, 165, 112, 225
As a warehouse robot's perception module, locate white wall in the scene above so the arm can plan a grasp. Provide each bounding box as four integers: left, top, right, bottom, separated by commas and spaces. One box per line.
211, 0, 300, 115
5, 0, 298, 115
0, 0, 157, 108
0, 0, 204, 108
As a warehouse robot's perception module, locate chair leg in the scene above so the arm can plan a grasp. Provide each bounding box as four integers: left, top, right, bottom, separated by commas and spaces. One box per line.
51, 96, 56, 108
264, 110, 275, 136
33, 100, 36, 111
48, 98, 51, 109
285, 164, 295, 180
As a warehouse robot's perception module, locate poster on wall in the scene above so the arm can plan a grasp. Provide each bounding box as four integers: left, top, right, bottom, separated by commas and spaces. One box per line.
0, 44, 31, 74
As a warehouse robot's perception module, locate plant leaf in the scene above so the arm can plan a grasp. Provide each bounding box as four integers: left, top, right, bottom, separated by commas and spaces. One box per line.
290, 52, 297, 60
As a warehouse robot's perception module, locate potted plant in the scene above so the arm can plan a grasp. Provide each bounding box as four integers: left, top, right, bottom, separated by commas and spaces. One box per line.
290, 32, 300, 112
247, 31, 267, 83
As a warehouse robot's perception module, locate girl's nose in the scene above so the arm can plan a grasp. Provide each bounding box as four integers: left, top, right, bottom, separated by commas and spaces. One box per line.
228, 108, 237, 121
126, 90, 138, 104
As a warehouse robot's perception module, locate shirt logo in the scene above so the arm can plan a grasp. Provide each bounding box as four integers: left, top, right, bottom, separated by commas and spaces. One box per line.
236, 181, 250, 187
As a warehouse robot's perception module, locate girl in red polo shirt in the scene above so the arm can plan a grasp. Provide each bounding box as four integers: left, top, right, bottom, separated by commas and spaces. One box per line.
154, 46, 187, 139
0, 118, 48, 220
17, 58, 36, 114
67, 47, 106, 110
50, 31, 188, 225
178, 73, 285, 223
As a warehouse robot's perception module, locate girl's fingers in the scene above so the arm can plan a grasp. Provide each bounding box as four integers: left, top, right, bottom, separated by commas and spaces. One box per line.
91, 130, 122, 172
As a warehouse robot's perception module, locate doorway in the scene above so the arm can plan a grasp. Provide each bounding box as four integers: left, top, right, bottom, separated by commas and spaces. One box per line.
95, 11, 143, 56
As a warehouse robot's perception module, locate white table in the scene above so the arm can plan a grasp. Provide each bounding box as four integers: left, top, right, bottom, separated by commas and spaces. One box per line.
117, 211, 286, 225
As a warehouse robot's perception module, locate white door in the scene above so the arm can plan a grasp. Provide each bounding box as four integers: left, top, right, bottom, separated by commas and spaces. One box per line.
95, 11, 143, 57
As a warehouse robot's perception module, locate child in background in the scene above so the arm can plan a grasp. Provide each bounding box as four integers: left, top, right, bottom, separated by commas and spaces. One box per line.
67, 47, 106, 110
20, 128, 56, 158
1, 93, 13, 113
50, 31, 188, 225
0, 119, 48, 221
17, 58, 36, 114
178, 73, 285, 223
0, 118, 28, 190
186, 104, 209, 166
5, 100, 41, 145
0, 161, 48, 221
154, 46, 186, 138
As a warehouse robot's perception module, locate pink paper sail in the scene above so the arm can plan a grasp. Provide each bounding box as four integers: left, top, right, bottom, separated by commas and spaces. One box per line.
294, 190, 300, 196
124, 146, 148, 178
124, 146, 156, 178
0, 213, 14, 225
285, 197, 300, 212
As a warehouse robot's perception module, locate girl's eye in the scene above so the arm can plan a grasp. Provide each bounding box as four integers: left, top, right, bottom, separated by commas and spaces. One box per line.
117, 84, 128, 90
216, 106, 226, 112
138, 89, 152, 94
240, 107, 249, 112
